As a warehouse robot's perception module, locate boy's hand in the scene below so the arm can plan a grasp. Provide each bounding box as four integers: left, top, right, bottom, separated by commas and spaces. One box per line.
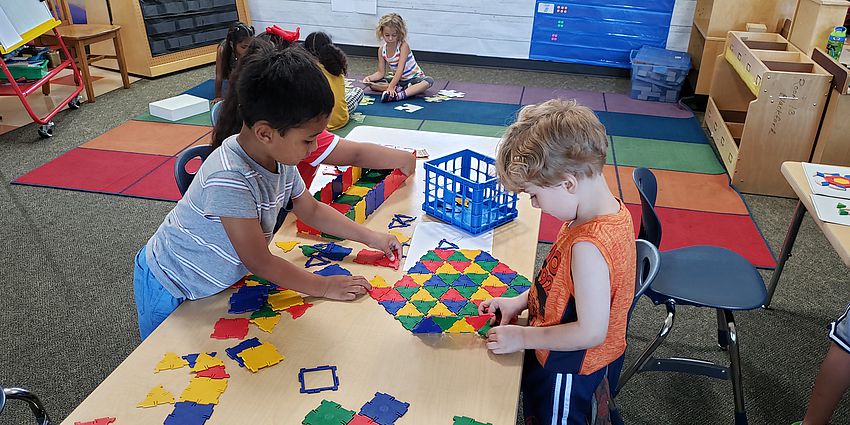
400, 153, 416, 176
479, 296, 525, 326
366, 231, 402, 261
362, 77, 372, 84
320, 275, 372, 300
486, 325, 526, 354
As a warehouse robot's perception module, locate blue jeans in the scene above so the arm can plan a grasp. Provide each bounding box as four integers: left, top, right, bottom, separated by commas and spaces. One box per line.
134, 246, 183, 340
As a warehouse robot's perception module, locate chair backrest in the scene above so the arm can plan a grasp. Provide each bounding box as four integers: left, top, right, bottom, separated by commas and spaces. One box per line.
45, 0, 73, 25
1, 387, 50, 425
632, 167, 662, 248
175, 144, 215, 196
633, 239, 661, 311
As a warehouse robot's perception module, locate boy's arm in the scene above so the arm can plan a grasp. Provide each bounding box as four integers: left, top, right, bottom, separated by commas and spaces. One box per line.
486, 242, 611, 354
364, 46, 385, 82
324, 139, 416, 176
291, 192, 401, 259
220, 216, 370, 300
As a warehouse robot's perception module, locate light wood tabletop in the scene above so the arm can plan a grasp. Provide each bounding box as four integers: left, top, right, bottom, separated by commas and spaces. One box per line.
781, 161, 850, 266
62, 127, 541, 425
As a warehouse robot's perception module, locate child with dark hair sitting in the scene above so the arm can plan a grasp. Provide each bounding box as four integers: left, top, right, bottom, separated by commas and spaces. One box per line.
305, 31, 364, 130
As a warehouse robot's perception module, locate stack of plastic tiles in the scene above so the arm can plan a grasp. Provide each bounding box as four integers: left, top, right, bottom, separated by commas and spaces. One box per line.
297, 166, 408, 238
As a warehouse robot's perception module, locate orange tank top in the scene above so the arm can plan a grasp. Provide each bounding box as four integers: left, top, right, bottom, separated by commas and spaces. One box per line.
528, 201, 636, 375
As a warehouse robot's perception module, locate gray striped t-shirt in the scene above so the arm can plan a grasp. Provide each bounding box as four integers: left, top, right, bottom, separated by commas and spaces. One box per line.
145, 134, 306, 300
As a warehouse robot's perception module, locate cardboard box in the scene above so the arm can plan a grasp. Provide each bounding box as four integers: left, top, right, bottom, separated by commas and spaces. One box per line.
149, 94, 209, 121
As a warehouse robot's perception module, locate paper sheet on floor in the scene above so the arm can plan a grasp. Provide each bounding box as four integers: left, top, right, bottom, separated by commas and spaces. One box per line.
403, 221, 493, 271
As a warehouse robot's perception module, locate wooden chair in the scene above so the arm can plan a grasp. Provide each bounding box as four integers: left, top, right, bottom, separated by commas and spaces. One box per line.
43, 0, 130, 103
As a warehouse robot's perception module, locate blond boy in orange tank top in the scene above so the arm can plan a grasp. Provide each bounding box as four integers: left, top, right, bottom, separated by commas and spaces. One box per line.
480, 99, 636, 424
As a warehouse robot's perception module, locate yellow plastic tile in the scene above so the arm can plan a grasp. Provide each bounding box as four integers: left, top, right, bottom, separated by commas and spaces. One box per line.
354, 201, 366, 224
410, 288, 436, 302
275, 241, 299, 253
154, 352, 188, 372
447, 319, 477, 333
370, 275, 390, 288
179, 377, 228, 404
389, 231, 411, 244
482, 275, 508, 287
268, 290, 304, 311
396, 302, 423, 317
137, 385, 174, 407
191, 352, 225, 373
459, 249, 482, 261
351, 166, 361, 182
409, 274, 432, 285
436, 263, 460, 274
427, 302, 455, 317
470, 287, 494, 301
464, 263, 488, 275
344, 185, 370, 197
251, 315, 282, 333
238, 342, 285, 373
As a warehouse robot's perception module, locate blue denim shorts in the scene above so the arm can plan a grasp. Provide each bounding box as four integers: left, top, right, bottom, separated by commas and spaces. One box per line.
134, 246, 183, 340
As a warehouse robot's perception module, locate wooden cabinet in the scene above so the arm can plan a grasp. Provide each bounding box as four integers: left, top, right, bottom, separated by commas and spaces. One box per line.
705, 32, 832, 197
84, 0, 251, 77
688, 0, 796, 94
811, 48, 850, 166
789, 0, 850, 56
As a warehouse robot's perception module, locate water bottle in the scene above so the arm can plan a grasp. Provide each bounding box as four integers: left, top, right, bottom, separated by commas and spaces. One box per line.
827, 26, 846, 61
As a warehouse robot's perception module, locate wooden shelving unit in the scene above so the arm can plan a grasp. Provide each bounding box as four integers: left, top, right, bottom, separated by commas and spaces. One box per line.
789, 0, 850, 56
704, 31, 832, 197
688, 0, 796, 94
811, 48, 850, 166
84, 0, 251, 77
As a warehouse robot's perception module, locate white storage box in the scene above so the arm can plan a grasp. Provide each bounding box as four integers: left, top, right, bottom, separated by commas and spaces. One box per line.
149, 94, 210, 121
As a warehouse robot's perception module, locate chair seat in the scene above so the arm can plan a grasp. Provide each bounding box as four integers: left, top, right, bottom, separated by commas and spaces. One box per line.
649, 245, 767, 310
57, 24, 120, 40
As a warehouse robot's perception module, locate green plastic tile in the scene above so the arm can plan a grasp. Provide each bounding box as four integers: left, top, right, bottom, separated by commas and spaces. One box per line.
424, 286, 449, 299
476, 261, 499, 272
438, 273, 461, 285
396, 286, 420, 300
421, 251, 443, 262
396, 315, 423, 331
455, 286, 479, 299
458, 302, 480, 316
431, 316, 460, 331
412, 300, 437, 314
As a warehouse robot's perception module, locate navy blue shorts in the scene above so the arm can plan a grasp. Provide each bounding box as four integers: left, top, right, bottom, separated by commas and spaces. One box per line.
522, 350, 610, 425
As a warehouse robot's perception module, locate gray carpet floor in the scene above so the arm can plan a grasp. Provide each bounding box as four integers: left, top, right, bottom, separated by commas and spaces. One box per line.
1, 56, 848, 424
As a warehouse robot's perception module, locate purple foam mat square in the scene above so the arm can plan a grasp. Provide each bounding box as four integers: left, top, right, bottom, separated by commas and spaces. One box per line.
443, 81, 522, 104
520, 87, 605, 111
603, 93, 694, 118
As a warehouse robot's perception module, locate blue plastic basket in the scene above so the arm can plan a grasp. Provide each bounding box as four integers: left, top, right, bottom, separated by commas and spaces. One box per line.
422, 149, 518, 234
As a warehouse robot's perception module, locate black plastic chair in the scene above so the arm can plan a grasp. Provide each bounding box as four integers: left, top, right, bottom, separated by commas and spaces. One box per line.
174, 144, 215, 197
173, 144, 292, 233
1, 387, 51, 425
616, 168, 767, 425
608, 239, 661, 424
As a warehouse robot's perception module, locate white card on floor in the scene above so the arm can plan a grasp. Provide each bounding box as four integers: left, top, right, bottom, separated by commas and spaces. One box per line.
403, 222, 493, 271
802, 162, 850, 200
395, 103, 423, 113
811, 194, 850, 226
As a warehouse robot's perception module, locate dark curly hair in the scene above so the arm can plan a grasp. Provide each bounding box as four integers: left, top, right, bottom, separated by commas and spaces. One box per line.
304, 31, 347, 77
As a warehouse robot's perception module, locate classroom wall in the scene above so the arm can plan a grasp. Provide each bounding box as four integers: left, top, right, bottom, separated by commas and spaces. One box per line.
248, 0, 697, 62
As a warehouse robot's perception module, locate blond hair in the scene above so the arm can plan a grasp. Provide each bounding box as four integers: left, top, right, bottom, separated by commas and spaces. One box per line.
376, 13, 407, 42
496, 99, 608, 192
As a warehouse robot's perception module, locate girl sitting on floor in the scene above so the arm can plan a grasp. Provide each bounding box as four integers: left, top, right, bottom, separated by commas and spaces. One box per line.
305, 31, 364, 130
213, 21, 254, 103
363, 13, 434, 103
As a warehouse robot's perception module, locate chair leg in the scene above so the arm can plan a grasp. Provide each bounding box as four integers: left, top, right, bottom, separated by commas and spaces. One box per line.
616, 299, 676, 394
724, 309, 748, 425
717, 308, 729, 350
3, 388, 50, 425
113, 31, 131, 89
76, 40, 95, 103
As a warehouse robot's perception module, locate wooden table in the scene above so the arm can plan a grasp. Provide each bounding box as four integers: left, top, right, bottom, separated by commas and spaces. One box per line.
62, 126, 541, 424
765, 161, 850, 306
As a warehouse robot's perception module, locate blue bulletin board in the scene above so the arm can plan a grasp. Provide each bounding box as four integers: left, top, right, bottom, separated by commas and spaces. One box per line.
529, 0, 676, 68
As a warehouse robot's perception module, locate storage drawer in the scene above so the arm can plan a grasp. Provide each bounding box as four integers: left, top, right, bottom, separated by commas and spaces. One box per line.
705, 97, 741, 174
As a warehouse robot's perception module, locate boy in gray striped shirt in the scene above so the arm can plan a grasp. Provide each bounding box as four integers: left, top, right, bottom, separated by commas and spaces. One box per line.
133, 43, 401, 340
